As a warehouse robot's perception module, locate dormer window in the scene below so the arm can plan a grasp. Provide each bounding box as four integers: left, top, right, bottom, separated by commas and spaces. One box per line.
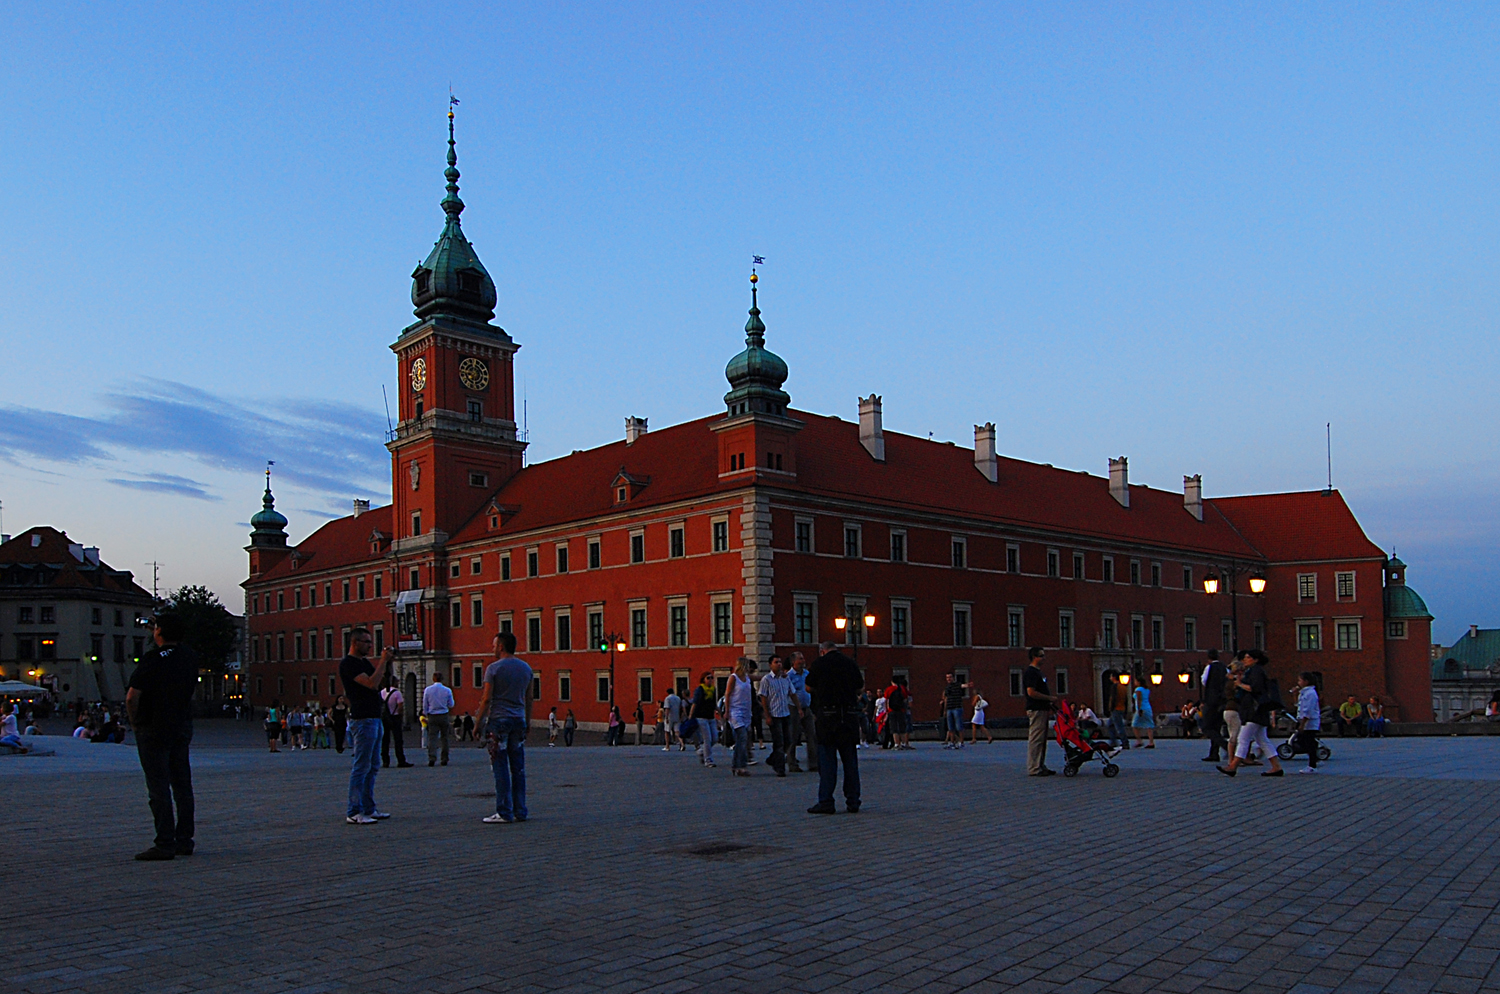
457, 269, 483, 294
617, 487, 628, 503
414, 270, 431, 294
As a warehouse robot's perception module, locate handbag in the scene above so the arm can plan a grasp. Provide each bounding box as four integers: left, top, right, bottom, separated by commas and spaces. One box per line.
678, 717, 699, 740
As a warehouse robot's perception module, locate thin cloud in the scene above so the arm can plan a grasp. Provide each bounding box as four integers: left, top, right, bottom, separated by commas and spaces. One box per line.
0, 378, 389, 499
105, 473, 222, 502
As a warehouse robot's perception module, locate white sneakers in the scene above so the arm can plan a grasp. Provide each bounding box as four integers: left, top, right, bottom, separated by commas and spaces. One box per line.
482, 813, 513, 824
346, 814, 376, 825
1296, 767, 1320, 774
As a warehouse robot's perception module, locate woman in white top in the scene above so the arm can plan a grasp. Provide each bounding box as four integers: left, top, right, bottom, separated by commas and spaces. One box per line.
969, 690, 992, 744
547, 707, 559, 747
725, 658, 755, 776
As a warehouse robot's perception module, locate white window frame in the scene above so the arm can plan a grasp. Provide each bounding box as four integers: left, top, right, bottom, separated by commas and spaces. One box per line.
1047, 549, 1060, 578
711, 516, 730, 553
1007, 607, 1024, 649
668, 598, 689, 647
556, 543, 570, 573
1074, 552, 1086, 580
555, 611, 572, 652
1297, 620, 1322, 652
629, 600, 649, 649
843, 523, 862, 559
1336, 571, 1356, 601
557, 669, 572, 702
1102, 556, 1115, 583
1006, 544, 1020, 574
1334, 619, 1362, 651
951, 536, 967, 570
889, 529, 907, 563
629, 529, 646, 564
1298, 573, 1317, 602
1058, 610, 1074, 649
711, 597, 734, 645
794, 516, 814, 554
525, 612, 542, 653
793, 597, 818, 645
952, 603, 972, 648
890, 599, 911, 647
669, 523, 686, 559
1387, 620, 1408, 640
470, 556, 483, 575
1101, 613, 1118, 650
1184, 617, 1196, 651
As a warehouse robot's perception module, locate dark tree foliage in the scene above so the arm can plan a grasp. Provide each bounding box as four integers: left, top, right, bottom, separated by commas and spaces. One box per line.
163, 585, 238, 669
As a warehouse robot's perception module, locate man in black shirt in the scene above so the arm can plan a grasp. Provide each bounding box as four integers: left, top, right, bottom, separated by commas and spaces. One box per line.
941, 673, 971, 750
1022, 647, 1057, 777
1199, 649, 1228, 762
340, 629, 393, 824
126, 613, 200, 861
805, 641, 864, 814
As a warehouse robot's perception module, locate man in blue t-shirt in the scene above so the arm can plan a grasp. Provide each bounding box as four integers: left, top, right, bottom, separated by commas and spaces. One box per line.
475, 630, 532, 823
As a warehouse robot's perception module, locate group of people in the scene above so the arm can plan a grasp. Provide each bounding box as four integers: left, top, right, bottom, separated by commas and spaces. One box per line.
640, 644, 865, 812
1195, 648, 1324, 776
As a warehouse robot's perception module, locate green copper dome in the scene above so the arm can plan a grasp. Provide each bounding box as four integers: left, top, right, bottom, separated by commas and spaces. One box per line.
249, 484, 289, 548
1385, 584, 1432, 620
723, 282, 790, 417
410, 114, 498, 324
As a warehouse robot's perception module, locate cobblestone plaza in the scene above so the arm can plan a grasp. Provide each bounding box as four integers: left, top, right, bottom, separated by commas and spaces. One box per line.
7, 727, 1500, 994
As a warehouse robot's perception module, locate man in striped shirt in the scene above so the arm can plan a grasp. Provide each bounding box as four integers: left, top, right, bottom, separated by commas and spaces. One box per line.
759, 657, 793, 777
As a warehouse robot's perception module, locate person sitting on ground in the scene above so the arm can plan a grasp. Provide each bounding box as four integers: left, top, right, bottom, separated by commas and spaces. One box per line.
1336, 696, 1366, 737
24, 718, 40, 735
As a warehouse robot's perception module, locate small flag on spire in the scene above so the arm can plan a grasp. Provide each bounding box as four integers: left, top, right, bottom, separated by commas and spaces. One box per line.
752, 255, 765, 266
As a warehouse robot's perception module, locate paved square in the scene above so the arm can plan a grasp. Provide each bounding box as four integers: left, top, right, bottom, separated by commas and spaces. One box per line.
7, 725, 1500, 994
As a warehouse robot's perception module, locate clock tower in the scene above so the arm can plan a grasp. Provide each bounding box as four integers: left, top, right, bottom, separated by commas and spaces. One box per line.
387, 110, 526, 557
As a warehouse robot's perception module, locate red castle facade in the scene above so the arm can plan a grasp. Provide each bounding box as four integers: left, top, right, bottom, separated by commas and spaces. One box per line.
244, 128, 1434, 728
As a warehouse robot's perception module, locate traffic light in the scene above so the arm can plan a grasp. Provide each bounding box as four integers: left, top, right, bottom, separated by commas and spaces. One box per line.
598, 641, 609, 653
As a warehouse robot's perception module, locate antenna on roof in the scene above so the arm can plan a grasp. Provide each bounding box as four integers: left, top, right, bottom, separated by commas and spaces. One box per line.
1323, 422, 1333, 495
382, 384, 394, 437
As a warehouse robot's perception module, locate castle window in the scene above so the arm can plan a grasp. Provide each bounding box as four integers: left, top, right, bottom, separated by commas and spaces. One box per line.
457, 270, 482, 294
890, 530, 906, 562
469, 471, 487, 488
1047, 550, 1059, 577
411, 512, 421, 537
712, 518, 729, 553
843, 524, 861, 559
795, 518, 813, 554
415, 271, 430, 294
467, 399, 483, 423
617, 487, 628, 503
1388, 620, 1407, 639
669, 526, 685, 559
588, 539, 601, 569
630, 532, 645, 564
1336, 571, 1356, 600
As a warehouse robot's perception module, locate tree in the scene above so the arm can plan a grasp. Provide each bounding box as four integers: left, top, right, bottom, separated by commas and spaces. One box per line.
163, 585, 238, 669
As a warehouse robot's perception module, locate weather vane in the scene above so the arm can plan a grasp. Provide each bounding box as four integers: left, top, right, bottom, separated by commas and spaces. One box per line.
751, 255, 765, 284
449, 87, 460, 119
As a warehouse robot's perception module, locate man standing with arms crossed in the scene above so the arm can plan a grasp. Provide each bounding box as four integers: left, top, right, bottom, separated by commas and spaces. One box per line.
422, 671, 454, 767
341, 628, 392, 824
126, 613, 199, 860
475, 630, 532, 823
940, 672, 971, 750
1022, 647, 1057, 777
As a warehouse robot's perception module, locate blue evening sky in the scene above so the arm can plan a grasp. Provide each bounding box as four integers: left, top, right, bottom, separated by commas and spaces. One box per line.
0, 3, 1494, 642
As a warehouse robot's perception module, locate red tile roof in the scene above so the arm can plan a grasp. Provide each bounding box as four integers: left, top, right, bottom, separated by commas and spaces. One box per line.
445, 411, 1264, 558
257, 506, 392, 582
0, 527, 153, 599
1211, 490, 1385, 563
270, 414, 1385, 570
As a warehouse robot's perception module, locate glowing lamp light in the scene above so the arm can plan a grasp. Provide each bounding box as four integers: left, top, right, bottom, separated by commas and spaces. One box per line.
615, 641, 627, 653
863, 614, 876, 629
1177, 671, 1191, 684
1150, 673, 1163, 685
1249, 572, 1267, 595
1117, 672, 1131, 685
1203, 572, 1221, 595
834, 617, 847, 631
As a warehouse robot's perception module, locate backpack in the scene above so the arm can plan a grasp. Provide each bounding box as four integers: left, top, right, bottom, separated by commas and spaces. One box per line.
888, 685, 906, 712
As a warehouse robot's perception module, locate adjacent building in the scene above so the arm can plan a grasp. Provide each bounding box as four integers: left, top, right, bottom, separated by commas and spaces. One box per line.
1432, 625, 1500, 721
0, 527, 156, 702
244, 121, 1436, 726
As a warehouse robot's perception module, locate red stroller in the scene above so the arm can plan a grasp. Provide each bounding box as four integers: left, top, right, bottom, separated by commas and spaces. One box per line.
1054, 699, 1120, 778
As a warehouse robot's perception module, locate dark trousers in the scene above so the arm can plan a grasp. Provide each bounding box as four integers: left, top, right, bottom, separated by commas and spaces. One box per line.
817, 740, 860, 807
1201, 706, 1226, 758
791, 707, 819, 770
381, 715, 407, 766
136, 726, 194, 850
768, 715, 791, 772
333, 722, 347, 752
1294, 729, 1320, 768
564, 726, 575, 746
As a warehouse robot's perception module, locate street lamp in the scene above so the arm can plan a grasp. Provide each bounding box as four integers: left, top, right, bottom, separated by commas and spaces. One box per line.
1176, 669, 1191, 685
1150, 672, 1163, 685
1202, 561, 1268, 654
1117, 672, 1131, 685
597, 631, 627, 709
834, 613, 875, 662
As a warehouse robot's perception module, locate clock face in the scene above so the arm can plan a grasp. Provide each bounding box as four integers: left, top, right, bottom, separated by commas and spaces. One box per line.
409, 357, 427, 392
459, 357, 490, 391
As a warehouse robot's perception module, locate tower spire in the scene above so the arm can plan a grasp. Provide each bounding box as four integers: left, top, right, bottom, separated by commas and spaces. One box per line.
442, 94, 464, 225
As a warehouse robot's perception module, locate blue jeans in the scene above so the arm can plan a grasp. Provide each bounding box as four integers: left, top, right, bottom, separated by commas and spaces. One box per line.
346, 718, 382, 817
695, 719, 717, 764
1108, 712, 1129, 747
731, 724, 750, 769
945, 708, 963, 735
817, 740, 860, 807
487, 717, 527, 821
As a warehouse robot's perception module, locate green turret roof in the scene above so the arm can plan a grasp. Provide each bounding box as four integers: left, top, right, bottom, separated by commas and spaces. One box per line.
723, 278, 790, 417
410, 111, 498, 325
249, 480, 288, 548
1434, 628, 1500, 680
1385, 584, 1432, 620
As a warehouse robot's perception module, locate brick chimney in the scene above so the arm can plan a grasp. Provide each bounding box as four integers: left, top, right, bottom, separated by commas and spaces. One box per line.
974, 423, 997, 483
625, 416, 648, 445
859, 395, 884, 462
1109, 456, 1130, 507
1183, 474, 1203, 520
